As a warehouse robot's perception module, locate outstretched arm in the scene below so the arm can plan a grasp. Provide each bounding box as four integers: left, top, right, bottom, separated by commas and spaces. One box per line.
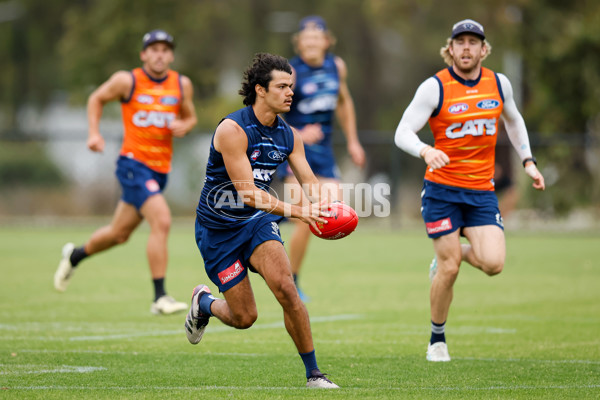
214, 120, 328, 231
394, 77, 450, 170
334, 56, 366, 168
87, 71, 132, 152
498, 73, 545, 190
170, 75, 198, 138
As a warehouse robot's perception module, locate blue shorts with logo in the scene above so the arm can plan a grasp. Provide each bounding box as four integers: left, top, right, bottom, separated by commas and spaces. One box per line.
115, 156, 168, 210
421, 180, 503, 239
277, 143, 340, 180
195, 213, 284, 293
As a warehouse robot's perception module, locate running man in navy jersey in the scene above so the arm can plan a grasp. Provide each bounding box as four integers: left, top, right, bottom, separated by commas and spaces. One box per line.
278, 16, 366, 301
185, 53, 339, 389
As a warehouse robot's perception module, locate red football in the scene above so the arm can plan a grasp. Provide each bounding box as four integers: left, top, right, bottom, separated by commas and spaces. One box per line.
310, 202, 359, 240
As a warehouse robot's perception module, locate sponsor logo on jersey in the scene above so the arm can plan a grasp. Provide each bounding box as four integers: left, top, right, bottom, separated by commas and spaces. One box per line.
136, 94, 154, 105
297, 94, 338, 114
253, 168, 276, 182
302, 82, 318, 95
268, 150, 286, 161
445, 118, 497, 139
145, 179, 160, 192
132, 110, 176, 128
251, 150, 261, 161
448, 103, 469, 114
160, 95, 179, 105
476, 99, 500, 109
218, 260, 244, 284
426, 218, 453, 234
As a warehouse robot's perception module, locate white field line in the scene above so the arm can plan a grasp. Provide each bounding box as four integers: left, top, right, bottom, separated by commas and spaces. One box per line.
66, 314, 362, 342
5, 384, 600, 392
0, 364, 106, 375
13, 349, 600, 365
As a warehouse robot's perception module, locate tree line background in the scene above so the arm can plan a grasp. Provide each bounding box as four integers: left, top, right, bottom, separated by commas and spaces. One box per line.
1, 0, 599, 219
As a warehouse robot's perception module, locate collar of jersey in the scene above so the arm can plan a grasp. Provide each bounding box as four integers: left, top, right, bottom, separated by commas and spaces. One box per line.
448, 66, 482, 87
141, 68, 169, 84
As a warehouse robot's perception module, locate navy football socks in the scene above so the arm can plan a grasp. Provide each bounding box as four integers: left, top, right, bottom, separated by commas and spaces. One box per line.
69, 246, 88, 267
299, 350, 319, 378
430, 320, 446, 344
153, 278, 166, 301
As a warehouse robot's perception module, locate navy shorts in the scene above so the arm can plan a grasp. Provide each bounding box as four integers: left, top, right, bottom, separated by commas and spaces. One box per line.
277, 144, 340, 180
195, 214, 284, 293
421, 180, 503, 239
115, 156, 168, 210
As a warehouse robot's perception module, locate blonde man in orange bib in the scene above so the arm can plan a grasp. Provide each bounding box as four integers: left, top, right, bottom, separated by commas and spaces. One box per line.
394, 19, 545, 361
54, 30, 197, 315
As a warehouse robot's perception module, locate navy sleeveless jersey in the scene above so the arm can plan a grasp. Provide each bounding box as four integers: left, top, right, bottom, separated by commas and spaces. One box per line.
196, 106, 295, 229
285, 54, 339, 148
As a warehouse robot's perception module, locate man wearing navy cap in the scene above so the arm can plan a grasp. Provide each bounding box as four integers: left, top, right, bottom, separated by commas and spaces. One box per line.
54, 30, 198, 315
277, 16, 366, 302
394, 19, 545, 361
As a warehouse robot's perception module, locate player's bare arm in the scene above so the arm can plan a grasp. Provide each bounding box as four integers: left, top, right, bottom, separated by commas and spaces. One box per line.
169, 75, 197, 138
287, 129, 334, 227
498, 74, 545, 190
87, 71, 133, 153
394, 77, 450, 169
215, 120, 327, 228
334, 56, 366, 168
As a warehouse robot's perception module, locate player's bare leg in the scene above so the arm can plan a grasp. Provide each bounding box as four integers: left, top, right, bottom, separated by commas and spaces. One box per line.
431, 231, 462, 324
251, 240, 314, 352
54, 201, 142, 292
84, 201, 142, 255
211, 276, 258, 329
140, 194, 171, 280
462, 225, 505, 276
428, 231, 462, 361
141, 194, 186, 314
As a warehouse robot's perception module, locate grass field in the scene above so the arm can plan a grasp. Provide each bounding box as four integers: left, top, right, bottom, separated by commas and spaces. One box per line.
1, 220, 599, 399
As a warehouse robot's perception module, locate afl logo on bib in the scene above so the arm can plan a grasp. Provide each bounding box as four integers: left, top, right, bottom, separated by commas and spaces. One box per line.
448, 103, 469, 114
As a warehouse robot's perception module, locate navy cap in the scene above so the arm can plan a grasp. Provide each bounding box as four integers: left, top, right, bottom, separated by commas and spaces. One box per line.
142, 29, 174, 49
298, 15, 327, 31
451, 19, 485, 40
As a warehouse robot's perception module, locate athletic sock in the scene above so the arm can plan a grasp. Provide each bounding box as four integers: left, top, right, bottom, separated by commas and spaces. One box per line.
299, 350, 318, 378
153, 278, 166, 301
198, 291, 216, 316
430, 320, 446, 344
69, 246, 88, 267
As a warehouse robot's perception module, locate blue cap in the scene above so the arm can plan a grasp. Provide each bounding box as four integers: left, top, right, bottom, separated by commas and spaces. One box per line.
451, 19, 485, 40
298, 15, 327, 31
142, 29, 174, 49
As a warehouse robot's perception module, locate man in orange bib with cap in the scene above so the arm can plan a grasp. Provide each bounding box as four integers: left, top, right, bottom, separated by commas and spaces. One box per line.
54, 30, 197, 315
394, 19, 545, 361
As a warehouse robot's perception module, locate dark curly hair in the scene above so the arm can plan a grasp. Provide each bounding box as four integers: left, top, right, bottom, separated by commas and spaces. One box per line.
239, 53, 292, 106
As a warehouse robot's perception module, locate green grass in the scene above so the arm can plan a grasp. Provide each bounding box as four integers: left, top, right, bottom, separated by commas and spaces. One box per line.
1, 221, 599, 399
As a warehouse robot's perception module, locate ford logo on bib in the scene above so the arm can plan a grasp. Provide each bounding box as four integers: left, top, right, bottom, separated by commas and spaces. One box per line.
476, 99, 500, 110
268, 150, 286, 161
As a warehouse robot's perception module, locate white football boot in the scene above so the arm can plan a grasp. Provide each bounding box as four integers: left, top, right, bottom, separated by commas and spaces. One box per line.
184, 284, 212, 344
150, 295, 188, 315
306, 371, 340, 388
54, 242, 76, 292
429, 257, 438, 282
426, 342, 451, 362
